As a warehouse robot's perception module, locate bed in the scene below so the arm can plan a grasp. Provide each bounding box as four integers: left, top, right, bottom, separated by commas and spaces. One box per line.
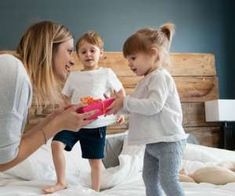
1, 135, 235, 196
1, 52, 235, 196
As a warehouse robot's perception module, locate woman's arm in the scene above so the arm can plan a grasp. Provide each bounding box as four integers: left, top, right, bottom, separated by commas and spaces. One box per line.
63, 95, 71, 105
0, 121, 57, 171
0, 105, 96, 171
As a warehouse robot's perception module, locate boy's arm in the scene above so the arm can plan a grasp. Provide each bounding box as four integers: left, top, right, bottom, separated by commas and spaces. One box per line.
115, 88, 126, 97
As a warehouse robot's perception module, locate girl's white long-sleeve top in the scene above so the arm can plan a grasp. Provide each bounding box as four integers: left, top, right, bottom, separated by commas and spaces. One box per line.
123, 68, 187, 145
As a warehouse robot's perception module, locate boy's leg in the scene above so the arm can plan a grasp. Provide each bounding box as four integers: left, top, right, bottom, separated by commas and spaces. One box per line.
42, 141, 67, 193
143, 147, 163, 196
89, 159, 102, 192
79, 127, 106, 192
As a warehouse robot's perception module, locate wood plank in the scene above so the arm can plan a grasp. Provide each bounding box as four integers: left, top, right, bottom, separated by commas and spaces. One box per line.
176, 76, 219, 102
107, 102, 222, 132
26, 112, 221, 148
170, 53, 216, 76
107, 126, 222, 148
185, 127, 222, 147
182, 103, 221, 127
72, 52, 216, 76
26, 106, 222, 148
120, 76, 218, 102
27, 103, 221, 132
7, 51, 215, 76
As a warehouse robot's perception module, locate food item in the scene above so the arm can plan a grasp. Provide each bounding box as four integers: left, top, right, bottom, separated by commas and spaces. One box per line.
80, 96, 102, 105
77, 97, 115, 120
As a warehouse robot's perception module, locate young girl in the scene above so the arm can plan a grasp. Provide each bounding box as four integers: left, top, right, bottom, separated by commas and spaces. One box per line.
43, 31, 125, 193
107, 23, 187, 196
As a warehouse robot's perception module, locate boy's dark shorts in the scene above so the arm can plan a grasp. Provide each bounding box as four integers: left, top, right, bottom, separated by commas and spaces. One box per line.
53, 127, 106, 159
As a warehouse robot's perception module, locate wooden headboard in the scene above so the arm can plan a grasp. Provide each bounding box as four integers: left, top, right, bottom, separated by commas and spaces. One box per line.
27, 52, 222, 147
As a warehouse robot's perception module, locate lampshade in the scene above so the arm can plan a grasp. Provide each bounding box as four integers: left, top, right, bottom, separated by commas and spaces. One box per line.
205, 99, 235, 122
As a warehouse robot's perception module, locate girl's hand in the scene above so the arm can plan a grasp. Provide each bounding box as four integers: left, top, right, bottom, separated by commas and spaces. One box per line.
116, 115, 125, 124
106, 94, 124, 115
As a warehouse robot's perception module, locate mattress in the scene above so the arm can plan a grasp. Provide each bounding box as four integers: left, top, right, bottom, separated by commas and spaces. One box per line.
1, 136, 235, 196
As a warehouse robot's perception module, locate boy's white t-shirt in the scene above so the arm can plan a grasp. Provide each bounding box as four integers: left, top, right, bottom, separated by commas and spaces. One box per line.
62, 67, 123, 128
0, 54, 32, 164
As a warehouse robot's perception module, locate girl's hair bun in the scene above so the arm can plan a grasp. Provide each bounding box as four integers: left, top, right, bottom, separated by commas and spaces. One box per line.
160, 23, 175, 42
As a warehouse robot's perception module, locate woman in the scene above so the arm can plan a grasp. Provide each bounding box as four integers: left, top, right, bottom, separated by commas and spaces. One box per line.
0, 21, 95, 171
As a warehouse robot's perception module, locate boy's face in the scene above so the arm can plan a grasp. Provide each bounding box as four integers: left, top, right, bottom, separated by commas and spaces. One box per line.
77, 41, 103, 70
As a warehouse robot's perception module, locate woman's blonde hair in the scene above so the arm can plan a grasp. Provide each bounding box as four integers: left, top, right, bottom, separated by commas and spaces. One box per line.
76, 31, 104, 53
123, 23, 175, 67
16, 21, 73, 107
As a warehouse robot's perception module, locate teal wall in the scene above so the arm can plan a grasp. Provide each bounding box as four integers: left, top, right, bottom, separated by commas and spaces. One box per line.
0, 0, 234, 98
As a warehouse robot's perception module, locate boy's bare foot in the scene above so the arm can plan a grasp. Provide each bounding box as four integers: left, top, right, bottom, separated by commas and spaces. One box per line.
42, 183, 67, 193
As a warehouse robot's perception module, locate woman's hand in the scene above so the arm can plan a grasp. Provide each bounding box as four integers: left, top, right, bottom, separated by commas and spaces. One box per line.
28, 104, 96, 136
52, 104, 97, 132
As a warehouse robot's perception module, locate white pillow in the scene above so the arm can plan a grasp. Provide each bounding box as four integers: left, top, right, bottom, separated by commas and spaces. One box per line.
80, 154, 142, 190
191, 166, 235, 185
187, 144, 235, 162
183, 143, 219, 163
119, 134, 145, 172
4, 139, 90, 181
103, 132, 127, 168
121, 134, 145, 158
73, 133, 144, 189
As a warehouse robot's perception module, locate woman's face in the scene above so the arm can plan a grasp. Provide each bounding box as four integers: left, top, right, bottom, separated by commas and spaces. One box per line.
53, 38, 74, 81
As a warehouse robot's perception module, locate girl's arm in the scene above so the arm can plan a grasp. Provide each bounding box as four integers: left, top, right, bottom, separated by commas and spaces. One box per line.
123, 75, 169, 115
108, 74, 170, 116
106, 88, 125, 115
114, 88, 126, 124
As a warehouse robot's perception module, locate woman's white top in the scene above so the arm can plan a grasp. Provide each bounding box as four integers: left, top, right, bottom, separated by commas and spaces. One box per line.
0, 54, 32, 164
62, 67, 123, 128
123, 68, 187, 145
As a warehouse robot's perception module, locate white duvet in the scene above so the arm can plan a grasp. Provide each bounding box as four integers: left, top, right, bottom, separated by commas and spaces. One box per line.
1, 139, 235, 196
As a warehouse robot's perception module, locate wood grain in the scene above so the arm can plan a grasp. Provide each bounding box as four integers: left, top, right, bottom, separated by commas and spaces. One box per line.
72, 52, 216, 76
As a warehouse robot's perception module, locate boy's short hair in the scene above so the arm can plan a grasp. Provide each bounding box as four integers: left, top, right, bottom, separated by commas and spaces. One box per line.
76, 31, 104, 53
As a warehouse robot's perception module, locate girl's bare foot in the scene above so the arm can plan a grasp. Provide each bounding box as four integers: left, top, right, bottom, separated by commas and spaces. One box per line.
42, 182, 67, 193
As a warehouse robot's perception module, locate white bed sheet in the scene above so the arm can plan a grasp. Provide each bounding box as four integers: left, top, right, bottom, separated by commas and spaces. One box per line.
1, 173, 235, 196
1, 142, 235, 196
